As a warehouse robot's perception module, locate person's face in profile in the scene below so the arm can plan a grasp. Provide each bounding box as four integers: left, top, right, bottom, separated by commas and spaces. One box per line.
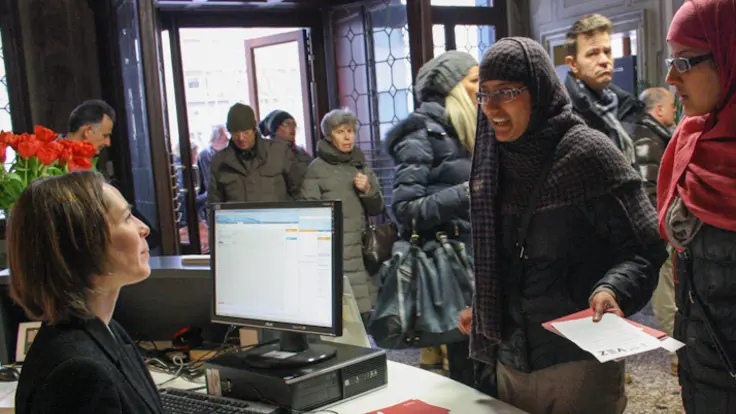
666, 41, 720, 117
462, 65, 480, 105
83, 115, 114, 153
101, 184, 151, 288
276, 119, 297, 143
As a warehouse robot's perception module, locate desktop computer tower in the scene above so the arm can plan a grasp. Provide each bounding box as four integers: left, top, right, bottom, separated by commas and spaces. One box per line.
203, 343, 387, 412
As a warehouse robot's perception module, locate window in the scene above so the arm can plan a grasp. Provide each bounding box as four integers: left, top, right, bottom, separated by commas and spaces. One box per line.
0, 32, 15, 171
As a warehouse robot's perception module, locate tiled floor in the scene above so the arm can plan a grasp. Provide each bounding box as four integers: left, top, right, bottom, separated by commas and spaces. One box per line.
378, 302, 683, 413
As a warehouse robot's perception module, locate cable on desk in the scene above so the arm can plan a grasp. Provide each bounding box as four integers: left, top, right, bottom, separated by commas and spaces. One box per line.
156, 354, 186, 387
151, 340, 280, 390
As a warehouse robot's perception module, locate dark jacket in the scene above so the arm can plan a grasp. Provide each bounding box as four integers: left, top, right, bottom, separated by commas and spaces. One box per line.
564, 73, 645, 149
496, 186, 666, 373
266, 138, 313, 174
676, 224, 736, 392
300, 140, 384, 312
208, 135, 305, 203
291, 145, 314, 173
631, 114, 672, 206
386, 102, 471, 246
196, 145, 217, 217
16, 318, 164, 414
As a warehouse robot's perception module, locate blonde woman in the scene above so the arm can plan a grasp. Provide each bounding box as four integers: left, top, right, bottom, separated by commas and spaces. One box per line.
385, 50, 479, 385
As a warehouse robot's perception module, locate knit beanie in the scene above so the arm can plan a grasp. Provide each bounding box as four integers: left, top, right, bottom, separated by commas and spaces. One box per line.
267, 110, 295, 137
414, 50, 477, 104
226, 103, 256, 133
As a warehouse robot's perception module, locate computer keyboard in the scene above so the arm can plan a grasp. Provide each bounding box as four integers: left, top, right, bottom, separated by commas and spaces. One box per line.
160, 388, 280, 414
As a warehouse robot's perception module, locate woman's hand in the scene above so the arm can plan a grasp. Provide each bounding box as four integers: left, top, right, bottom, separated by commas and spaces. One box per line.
354, 172, 371, 193
589, 290, 623, 322
458, 308, 472, 335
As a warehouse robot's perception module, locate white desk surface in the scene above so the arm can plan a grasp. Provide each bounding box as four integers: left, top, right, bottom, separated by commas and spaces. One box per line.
0, 360, 527, 413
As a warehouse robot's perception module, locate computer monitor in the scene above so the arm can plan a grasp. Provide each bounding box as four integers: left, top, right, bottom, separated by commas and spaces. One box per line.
210, 200, 343, 369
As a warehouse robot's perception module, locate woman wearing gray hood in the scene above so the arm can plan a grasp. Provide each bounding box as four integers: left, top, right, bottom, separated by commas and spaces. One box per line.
300, 108, 384, 319
460, 38, 666, 413
386, 50, 479, 386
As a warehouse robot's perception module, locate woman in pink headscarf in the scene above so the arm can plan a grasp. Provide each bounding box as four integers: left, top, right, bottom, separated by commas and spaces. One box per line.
659, 0, 736, 411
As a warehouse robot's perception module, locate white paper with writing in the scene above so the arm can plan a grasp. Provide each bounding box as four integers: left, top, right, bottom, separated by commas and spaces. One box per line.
551, 313, 663, 362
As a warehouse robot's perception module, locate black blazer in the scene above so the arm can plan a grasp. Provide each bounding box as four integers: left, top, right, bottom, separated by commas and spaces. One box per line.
15, 317, 165, 414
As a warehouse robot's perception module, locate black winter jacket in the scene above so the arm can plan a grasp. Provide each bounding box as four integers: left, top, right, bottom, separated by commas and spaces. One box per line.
497, 186, 667, 373
631, 114, 672, 207
386, 102, 471, 245
676, 224, 736, 390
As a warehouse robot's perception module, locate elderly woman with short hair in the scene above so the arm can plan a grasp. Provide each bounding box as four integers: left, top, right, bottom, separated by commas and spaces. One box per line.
300, 108, 384, 318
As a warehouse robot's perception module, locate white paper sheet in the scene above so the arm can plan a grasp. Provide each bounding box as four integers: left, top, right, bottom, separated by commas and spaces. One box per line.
660, 337, 686, 353
551, 313, 664, 362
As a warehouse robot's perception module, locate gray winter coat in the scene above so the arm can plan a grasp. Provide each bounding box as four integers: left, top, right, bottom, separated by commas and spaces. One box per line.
300, 140, 384, 313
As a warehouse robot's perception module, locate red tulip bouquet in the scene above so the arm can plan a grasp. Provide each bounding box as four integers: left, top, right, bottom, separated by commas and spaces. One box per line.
0, 125, 97, 212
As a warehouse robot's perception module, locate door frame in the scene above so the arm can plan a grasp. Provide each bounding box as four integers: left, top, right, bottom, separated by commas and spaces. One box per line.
244, 30, 314, 153
160, 17, 201, 254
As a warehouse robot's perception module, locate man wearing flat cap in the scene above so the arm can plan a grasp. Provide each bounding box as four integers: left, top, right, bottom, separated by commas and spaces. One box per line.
208, 103, 305, 204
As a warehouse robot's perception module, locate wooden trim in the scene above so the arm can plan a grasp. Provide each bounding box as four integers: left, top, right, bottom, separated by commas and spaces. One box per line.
161, 10, 320, 27
244, 30, 314, 151
155, 0, 358, 11
431, 6, 507, 27
310, 14, 331, 151
443, 23, 455, 52
165, 18, 201, 254
0, 0, 31, 133
138, 0, 178, 255
406, 0, 432, 105
321, 8, 340, 112
361, 4, 380, 149
91, 0, 135, 201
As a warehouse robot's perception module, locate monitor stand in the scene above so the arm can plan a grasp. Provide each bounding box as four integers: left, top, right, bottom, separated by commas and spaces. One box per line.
241, 331, 337, 369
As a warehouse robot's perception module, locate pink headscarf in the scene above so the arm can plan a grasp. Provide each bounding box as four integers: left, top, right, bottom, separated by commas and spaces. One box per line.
657, 0, 736, 238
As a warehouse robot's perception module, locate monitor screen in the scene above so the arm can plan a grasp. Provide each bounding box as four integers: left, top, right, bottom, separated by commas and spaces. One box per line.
211, 201, 343, 336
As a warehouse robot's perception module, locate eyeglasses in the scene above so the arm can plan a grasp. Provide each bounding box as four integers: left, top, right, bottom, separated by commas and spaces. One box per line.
666, 54, 712, 74
476, 86, 527, 106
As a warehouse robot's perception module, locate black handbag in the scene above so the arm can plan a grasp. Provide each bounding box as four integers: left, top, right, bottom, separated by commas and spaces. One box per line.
362, 212, 399, 275
367, 225, 474, 349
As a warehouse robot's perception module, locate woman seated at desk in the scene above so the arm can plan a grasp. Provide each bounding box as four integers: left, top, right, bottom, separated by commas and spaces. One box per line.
8, 171, 165, 413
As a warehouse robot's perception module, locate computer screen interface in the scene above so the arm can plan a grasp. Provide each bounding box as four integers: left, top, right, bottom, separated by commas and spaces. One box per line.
211, 202, 342, 336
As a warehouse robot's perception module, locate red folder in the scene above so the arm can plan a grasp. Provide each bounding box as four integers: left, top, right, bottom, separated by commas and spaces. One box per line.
542, 308, 668, 340
364, 399, 450, 414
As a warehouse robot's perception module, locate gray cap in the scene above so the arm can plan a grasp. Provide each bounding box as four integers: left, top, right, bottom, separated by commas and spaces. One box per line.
414, 50, 478, 104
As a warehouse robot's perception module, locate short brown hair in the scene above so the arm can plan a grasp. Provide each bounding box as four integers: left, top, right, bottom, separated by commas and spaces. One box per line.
8, 171, 111, 324
565, 14, 613, 58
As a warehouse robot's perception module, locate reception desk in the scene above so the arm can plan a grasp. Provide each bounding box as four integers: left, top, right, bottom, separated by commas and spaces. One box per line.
0, 256, 221, 363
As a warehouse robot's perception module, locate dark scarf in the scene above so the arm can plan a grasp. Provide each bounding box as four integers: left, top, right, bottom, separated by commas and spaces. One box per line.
316, 139, 365, 168
229, 136, 258, 160
469, 37, 657, 365
568, 77, 636, 163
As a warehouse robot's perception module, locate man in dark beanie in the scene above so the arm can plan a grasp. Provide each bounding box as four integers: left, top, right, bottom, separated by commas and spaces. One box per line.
208, 103, 305, 204
259, 109, 313, 172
